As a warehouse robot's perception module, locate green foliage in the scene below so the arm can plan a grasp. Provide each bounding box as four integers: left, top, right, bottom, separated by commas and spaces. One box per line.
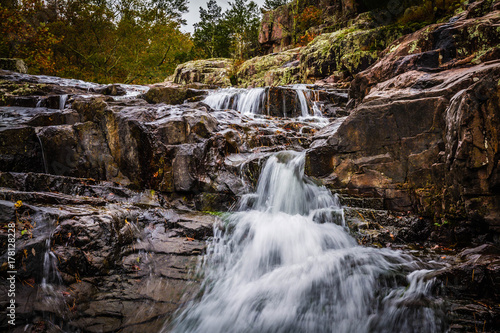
434, 219, 449, 227
193, 0, 231, 58
398, 0, 466, 25
193, 0, 261, 60
262, 0, 289, 10
0, 0, 193, 84
0, 0, 62, 73
225, 0, 261, 59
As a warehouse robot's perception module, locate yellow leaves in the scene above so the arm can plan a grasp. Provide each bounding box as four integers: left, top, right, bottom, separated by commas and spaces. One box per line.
14, 200, 23, 209
22, 278, 35, 288
185, 236, 195, 242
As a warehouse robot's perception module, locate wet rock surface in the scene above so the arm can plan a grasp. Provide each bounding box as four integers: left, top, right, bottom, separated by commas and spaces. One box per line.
0, 172, 212, 332
2, 4, 500, 330
172, 58, 234, 87
0, 70, 343, 332
306, 6, 500, 234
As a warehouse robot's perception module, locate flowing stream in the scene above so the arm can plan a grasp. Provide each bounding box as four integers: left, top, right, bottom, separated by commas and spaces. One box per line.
168, 151, 444, 333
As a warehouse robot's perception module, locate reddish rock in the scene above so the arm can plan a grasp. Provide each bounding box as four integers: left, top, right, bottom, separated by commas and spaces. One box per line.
306, 5, 500, 231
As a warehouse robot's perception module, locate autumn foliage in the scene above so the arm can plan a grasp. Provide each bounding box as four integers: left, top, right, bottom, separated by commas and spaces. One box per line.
0, 0, 193, 84
0, 0, 61, 73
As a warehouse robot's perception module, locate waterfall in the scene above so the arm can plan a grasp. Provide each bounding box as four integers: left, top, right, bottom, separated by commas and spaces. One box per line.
293, 84, 311, 117
203, 88, 267, 115
203, 86, 323, 118
168, 151, 444, 333
35, 130, 49, 174
59, 94, 68, 110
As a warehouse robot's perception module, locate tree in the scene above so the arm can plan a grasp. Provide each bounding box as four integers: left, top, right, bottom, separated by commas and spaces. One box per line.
262, 0, 289, 10
149, 0, 188, 24
192, 0, 230, 58
0, 0, 61, 73
225, 0, 261, 59
45, 0, 193, 83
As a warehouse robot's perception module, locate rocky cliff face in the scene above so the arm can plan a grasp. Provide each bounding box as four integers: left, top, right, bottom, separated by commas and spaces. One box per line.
2, 1, 500, 331
259, 0, 362, 53
306, 4, 500, 240
0, 71, 344, 331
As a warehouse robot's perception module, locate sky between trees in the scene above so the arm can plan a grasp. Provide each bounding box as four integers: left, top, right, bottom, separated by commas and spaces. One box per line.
182, 0, 266, 34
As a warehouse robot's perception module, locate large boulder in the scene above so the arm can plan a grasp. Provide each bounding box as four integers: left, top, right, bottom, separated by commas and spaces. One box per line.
144, 85, 207, 104
235, 47, 302, 87
0, 58, 28, 73
259, 0, 365, 54
350, 8, 500, 103
299, 24, 406, 82
173, 58, 234, 87
306, 13, 500, 234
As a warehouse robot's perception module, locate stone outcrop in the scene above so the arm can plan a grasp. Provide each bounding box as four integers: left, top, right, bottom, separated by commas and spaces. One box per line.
0, 70, 335, 331
299, 24, 406, 82
259, 0, 363, 54
306, 5, 500, 237
235, 47, 302, 87
144, 84, 207, 104
0, 172, 213, 332
172, 58, 234, 87
0, 58, 28, 73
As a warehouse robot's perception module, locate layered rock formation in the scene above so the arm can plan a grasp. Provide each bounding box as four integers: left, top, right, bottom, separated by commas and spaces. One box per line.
306, 4, 500, 239
0, 70, 338, 331
172, 58, 234, 87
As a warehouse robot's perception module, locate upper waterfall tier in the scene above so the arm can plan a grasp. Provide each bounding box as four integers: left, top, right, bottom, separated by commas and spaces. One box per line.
203, 86, 324, 118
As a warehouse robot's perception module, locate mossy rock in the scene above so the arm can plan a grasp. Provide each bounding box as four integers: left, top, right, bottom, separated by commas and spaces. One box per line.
173, 58, 234, 87
235, 48, 303, 87
0, 58, 28, 73
299, 24, 407, 81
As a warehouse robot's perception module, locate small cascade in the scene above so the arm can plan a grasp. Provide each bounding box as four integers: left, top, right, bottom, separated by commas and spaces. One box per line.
292, 84, 323, 119
292, 84, 312, 117
59, 94, 68, 110
169, 151, 445, 333
41, 236, 62, 290
36, 98, 43, 108
203, 88, 267, 114
37, 227, 68, 326
35, 130, 49, 174
203, 86, 325, 118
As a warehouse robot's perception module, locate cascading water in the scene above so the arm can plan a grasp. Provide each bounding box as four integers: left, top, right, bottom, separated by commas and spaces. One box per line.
203, 88, 267, 114
35, 130, 49, 174
59, 94, 68, 110
203, 86, 323, 119
168, 151, 445, 333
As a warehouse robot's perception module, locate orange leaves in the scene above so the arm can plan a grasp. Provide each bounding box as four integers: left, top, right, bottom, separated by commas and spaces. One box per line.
0, 1, 61, 73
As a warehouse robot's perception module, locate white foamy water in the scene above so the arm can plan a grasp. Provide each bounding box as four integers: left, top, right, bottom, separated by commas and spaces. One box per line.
203, 88, 267, 114
168, 151, 445, 333
203, 86, 324, 120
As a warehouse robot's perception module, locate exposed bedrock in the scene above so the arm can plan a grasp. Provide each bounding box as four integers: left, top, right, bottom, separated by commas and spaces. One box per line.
306, 5, 500, 239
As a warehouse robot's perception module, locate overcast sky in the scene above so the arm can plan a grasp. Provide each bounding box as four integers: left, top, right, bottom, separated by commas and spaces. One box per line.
181, 0, 266, 34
